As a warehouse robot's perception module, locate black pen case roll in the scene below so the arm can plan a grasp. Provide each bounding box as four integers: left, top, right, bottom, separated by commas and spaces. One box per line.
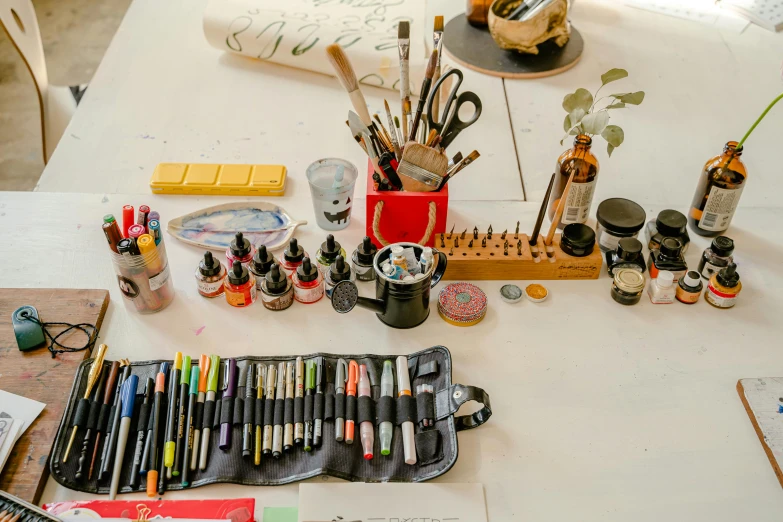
51, 347, 491, 492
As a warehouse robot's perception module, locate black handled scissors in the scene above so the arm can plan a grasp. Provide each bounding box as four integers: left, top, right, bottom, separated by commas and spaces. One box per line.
426, 68, 482, 150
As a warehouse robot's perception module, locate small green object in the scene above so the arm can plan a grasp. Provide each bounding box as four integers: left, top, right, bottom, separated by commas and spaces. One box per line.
12, 306, 45, 351
180, 356, 192, 385
381, 448, 390, 456
207, 355, 221, 391
262, 507, 297, 522
103, 214, 116, 224
305, 360, 316, 390
189, 366, 200, 392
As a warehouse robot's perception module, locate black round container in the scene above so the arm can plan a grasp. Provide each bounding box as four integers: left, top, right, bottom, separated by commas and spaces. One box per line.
560, 223, 596, 257
595, 198, 646, 252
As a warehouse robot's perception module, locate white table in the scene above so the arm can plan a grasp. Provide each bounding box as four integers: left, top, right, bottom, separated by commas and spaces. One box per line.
15, 0, 783, 519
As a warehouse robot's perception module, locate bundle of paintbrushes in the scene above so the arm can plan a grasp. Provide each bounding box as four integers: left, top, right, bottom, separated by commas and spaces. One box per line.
326, 17, 483, 193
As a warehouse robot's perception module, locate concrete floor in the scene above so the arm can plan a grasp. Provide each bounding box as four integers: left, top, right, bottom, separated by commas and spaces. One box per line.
0, 0, 130, 191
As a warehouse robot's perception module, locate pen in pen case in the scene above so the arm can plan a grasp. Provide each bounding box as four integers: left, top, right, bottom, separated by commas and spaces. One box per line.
242, 363, 255, 459
75, 365, 107, 480
254, 364, 264, 466
380, 360, 394, 456
313, 357, 326, 447
64, 343, 107, 464
199, 355, 220, 471
147, 363, 167, 497
303, 360, 315, 451
283, 361, 295, 452
191, 354, 209, 471
130, 377, 153, 488
181, 366, 199, 487
219, 358, 238, 450
396, 356, 416, 465
334, 359, 347, 442
99, 361, 131, 481
90, 361, 120, 480
345, 360, 358, 445
294, 357, 304, 447
359, 364, 374, 460
272, 362, 285, 458
263, 363, 277, 456
173, 355, 192, 477
110, 374, 138, 500
164, 352, 182, 473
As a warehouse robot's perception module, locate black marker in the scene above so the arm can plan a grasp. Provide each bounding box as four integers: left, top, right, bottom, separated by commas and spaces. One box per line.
130, 377, 153, 489
242, 364, 255, 459
313, 356, 326, 447
99, 362, 131, 480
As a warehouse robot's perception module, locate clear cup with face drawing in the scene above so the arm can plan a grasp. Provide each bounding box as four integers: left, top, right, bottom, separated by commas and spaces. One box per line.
306, 158, 358, 231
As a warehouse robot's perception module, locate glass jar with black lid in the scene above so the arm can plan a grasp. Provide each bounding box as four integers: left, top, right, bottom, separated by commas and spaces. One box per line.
645, 209, 690, 254
611, 268, 646, 306
648, 237, 687, 282
595, 198, 646, 252
698, 236, 734, 280
560, 223, 595, 257
605, 237, 646, 276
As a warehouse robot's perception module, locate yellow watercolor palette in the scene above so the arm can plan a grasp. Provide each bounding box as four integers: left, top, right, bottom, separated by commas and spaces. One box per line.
150, 163, 287, 196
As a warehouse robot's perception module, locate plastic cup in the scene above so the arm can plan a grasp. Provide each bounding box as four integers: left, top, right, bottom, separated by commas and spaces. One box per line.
306, 158, 358, 231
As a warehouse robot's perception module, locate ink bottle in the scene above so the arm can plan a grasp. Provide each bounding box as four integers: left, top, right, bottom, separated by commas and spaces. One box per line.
226, 232, 255, 269
548, 134, 600, 229
224, 260, 257, 308
195, 251, 226, 298
260, 263, 294, 311
595, 198, 646, 252
645, 209, 690, 254
249, 245, 276, 292
610, 268, 645, 306
676, 271, 703, 305
559, 223, 595, 257
648, 270, 675, 304
280, 238, 307, 279
420, 247, 434, 275
689, 142, 747, 237
315, 234, 345, 275
352, 236, 377, 282
648, 237, 687, 283
325, 255, 354, 300
697, 236, 734, 280
390, 245, 408, 270
605, 237, 646, 276
705, 262, 741, 309
292, 257, 324, 304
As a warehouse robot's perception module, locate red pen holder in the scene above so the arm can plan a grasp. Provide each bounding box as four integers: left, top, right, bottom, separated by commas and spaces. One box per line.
365, 162, 449, 248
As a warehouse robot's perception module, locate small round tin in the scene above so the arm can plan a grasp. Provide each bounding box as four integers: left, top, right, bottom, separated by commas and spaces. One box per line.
437, 282, 487, 327
500, 284, 523, 303
525, 284, 548, 303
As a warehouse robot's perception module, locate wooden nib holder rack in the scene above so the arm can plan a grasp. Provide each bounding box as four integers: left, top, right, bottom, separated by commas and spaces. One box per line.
439, 229, 602, 281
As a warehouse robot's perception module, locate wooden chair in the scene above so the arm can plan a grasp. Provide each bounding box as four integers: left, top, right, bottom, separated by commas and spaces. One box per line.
0, 0, 87, 164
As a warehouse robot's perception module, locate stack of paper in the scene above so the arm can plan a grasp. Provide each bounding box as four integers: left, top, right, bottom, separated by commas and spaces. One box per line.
0, 390, 46, 472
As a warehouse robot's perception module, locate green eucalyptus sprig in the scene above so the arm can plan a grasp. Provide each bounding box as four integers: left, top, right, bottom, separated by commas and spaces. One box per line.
560, 68, 645, 157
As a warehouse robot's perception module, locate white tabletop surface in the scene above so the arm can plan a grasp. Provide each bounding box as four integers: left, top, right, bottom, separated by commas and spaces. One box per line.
11, 0, 783, 519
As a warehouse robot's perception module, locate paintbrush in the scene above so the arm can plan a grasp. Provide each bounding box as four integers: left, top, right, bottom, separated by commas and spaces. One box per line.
446, 150, 479, 178
403, 99, 412, 137
327, 44, 374, 131
349, 111, 385, 174
449, 152, 463, 168
432, 16, 444, 121
63, 343, 108, 462
530, 173, 556, 246
397, 141, 448, 192
409, 50, 438, 142
372, 119, 392, 152
545, 166, 577, 246
397, 21, 411, 141
384, 100, 402, 160
425, 129, 438, 147
394, 116, 402, 148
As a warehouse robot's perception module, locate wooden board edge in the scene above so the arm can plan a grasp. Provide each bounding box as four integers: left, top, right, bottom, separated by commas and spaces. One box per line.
736, 379, 783, 490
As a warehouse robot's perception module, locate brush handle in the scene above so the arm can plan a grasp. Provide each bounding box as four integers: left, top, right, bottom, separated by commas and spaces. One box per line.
348, 90, 372, 127
75, 428, 92, 480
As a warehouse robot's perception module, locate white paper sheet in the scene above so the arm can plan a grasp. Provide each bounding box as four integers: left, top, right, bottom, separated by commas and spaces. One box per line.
0, 389, 46, 435
298, 483, 488, 522
203, 0, 427, 91
0, 418, 23, 472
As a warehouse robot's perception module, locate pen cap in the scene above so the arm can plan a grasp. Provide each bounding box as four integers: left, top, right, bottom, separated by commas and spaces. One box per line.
143, 377, 155, 400
335, 359, 348, 391
189, 366, 200, 392
180, 356, 192, 384
148, 211, 160, 222
159, 361, 170, 376
137, 234, 156, 255
155, 372, 166, 394
230, 232, 252, 258
104, 214, 116, 224
128, 224, 146, 239
316, 357, 326, 388
347, 360, 359, 393
120, 375, 139, 417
198, 354, 210, 391
396, 356, 411, 393
306, 360, 316, 389
381, 360, 394, 396
358, 364, 370, 395
207, 355, 221, 391
226, 359, 238, 398
174, 352, 183, 370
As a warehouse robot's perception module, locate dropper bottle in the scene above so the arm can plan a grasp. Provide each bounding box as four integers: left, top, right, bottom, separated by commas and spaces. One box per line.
315, 234, 346, 274
292, 257, 324, 304
352, 236, 378, 281
379, 361, 394, 456
280, 238, 306, 279
224, 260, 257, 307
325, 255, 354, 300
249, 245, 276, 291
195, 251, 227, 298
260, 263, 294, 311
225, 232, 256, 269
358, 364, 374, 460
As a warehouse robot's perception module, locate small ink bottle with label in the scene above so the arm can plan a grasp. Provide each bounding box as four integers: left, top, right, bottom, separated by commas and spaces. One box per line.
605, 237, 646, 276
705, 263, 741, 308
315, 234, 346, 274
195, 251, 227, 298
645, 209, 690, 253
260, 263, 294, 311
648, 237, 687, 283
352, 236, 377, 282
676, 271, 703, 304
225, 260, 257, 308
325, 255, 354, 299
648, 270, 676, 304
226, 232, 256, 268
698, 236, 734, 280
293, 257, 324, 304
280, 238, 307, 279
249, 245, 276, 292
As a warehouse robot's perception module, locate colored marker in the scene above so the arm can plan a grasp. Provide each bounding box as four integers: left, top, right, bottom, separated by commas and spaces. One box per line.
294, 357, 304, 446
148, 219, 162, 246
100, 362, 131, 481
219, 358, 238, 450
137, 204, 150, 228
334, 359, 348, 442
182, 366, 199, 487
199, 355, 220, 471
254, 364, 264, 465
128, 223, 146, 240
359, 364, 374, 460
380, 361, 394, 456
396, 356, 416, 465
164, 352, 182, 472
110, 374, 138, 499
146, 364, 167, 497
262, 364, 277, 456
122, 205, 134, 238
242, 364, 255, 459
314, 357, 326, 447
130, 377, 153, 488
304, 360, 315, 451
173, 355, 191, 477
283, 361, 294, 452
103, 220, 122, 253
345, 360, 359, 445
148, 210, 161, 222
191, 354, 210, 471
272, 362, 285, 458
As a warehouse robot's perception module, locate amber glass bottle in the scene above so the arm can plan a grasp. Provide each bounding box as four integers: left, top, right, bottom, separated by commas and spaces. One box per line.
466, 0, 493, 26
548, 134, 600, 230
688, 141, 747, 237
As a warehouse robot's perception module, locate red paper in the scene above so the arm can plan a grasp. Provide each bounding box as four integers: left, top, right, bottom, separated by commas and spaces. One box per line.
43, 499, 254, 522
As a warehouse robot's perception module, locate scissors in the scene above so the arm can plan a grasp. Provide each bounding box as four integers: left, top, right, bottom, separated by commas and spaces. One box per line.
426, 68, 482, 150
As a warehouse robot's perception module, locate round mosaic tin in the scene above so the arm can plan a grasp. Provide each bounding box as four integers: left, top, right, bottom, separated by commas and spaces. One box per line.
437, 282, 487, 327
